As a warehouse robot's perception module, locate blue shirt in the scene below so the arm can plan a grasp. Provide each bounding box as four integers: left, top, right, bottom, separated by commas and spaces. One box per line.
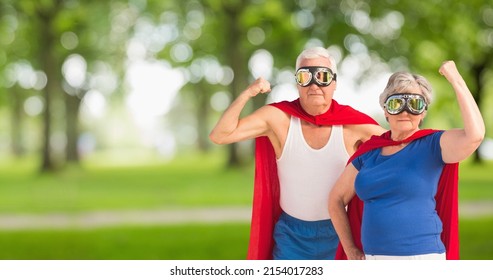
352, 131, 446, 256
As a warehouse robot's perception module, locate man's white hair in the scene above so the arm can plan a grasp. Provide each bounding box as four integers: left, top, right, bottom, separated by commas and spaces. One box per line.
295, 47, 337, 73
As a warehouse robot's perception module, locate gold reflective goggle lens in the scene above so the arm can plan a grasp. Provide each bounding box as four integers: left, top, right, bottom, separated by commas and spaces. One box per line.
296, 70, 313, 86
315, 71, 329, 84
295, 66, 336, 87
385, 94, 427, 115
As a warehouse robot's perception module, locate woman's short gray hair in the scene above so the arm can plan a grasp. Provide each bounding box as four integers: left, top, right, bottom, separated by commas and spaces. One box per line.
379, 71, 433, 108
296, 47, 337, 74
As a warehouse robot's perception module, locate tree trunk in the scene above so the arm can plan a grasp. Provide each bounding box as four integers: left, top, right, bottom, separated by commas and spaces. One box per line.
38, 11, 57, 172
196, 82, 210, 152
9, 87, 25, 157
224, 1, 249, 168
65, 91, 82, 163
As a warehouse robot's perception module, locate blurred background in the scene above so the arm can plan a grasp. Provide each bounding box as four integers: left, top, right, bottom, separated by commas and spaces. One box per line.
0, 0, 492, 259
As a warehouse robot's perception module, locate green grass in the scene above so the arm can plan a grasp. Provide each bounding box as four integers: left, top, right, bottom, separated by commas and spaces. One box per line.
457, 160, 493, 201
0, 223, 250, 260
0, 152, 254, 214
0, 154, 491, 214
460, 217, 493, 260
0, 218, 490, 260
0, 153, 491, 260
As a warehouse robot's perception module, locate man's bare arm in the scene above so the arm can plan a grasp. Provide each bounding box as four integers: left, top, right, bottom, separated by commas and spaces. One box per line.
345, 124, 386, 154
209, 77, 272, 145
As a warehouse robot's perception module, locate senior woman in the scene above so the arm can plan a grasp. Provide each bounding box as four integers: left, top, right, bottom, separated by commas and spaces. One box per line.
328, 61, 485, 260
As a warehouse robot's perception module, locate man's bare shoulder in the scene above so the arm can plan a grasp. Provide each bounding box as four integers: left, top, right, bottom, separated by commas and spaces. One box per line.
342, 124, 385, 153
344, 123, 385, 134
255, 104, 291, 121
343, 123, 386, 142
253, 104, 291, 155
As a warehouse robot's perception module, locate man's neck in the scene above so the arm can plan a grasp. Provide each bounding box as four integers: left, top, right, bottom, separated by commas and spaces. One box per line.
302, 100, 332, 116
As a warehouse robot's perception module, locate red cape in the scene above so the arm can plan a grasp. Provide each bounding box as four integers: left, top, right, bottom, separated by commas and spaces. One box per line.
334, 130, 460, 260
247, 98, 378, 260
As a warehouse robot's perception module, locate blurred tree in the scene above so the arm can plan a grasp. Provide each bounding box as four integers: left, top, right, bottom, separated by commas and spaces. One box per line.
0, 2, 35, 157
4, 0, 487, 171
6, 85, 29, 156
56, 1, 125, 163
12, 0, 67, 172
3, 0, 130, 171
340, 0, 492, 163
152, 0, 319, 167
180, 0, 384, 167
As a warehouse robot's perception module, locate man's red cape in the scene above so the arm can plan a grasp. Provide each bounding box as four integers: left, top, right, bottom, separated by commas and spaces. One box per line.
246, 98, 378, 260
334, 130, 460, 260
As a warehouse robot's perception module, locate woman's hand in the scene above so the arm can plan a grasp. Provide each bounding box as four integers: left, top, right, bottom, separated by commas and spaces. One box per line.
345, 246, 366, 260
439, 60, 460, 83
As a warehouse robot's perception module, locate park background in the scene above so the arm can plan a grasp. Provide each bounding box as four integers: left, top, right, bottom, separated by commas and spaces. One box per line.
0, 0, 492, 259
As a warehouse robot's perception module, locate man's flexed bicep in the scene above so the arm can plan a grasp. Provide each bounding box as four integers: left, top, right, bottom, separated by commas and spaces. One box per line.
210, 106, 275, 145
209, 77, 272, 145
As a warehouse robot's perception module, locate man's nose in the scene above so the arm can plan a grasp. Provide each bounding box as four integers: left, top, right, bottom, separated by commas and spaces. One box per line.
309, 82, 320, 89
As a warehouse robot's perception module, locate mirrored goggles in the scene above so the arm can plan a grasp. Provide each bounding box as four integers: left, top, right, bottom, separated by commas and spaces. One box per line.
384, 94, 428, 115
295, 66, 337, 87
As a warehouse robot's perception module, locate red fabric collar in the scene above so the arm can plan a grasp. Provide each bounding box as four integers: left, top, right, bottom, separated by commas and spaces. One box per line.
269, 99, 378, 126
334, 130, 460, 260
247, 99, 378, 259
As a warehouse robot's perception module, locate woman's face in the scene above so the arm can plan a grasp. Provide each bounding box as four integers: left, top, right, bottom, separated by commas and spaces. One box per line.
384, 86, 427, 132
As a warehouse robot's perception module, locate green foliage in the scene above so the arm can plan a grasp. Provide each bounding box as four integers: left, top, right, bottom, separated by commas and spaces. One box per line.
345, 0, 493, 152
3, 0, 490, 168
0, 0, 491, 261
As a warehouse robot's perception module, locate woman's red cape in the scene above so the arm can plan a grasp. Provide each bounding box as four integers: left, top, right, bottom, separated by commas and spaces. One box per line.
333, 130, 460, 260
246, 99, 378, 260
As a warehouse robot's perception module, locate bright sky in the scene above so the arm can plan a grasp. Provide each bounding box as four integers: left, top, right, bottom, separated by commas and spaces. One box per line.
125, 60, 185, 127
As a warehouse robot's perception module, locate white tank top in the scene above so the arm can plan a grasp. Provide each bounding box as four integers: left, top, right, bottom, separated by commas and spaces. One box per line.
277, 117, 350, 221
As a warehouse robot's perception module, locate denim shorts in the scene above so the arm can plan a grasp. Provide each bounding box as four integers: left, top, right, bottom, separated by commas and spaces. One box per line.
272, 211, 339, 260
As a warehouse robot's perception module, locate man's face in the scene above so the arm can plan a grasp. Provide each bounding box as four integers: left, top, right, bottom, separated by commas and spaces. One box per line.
296, 57, 336, 109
